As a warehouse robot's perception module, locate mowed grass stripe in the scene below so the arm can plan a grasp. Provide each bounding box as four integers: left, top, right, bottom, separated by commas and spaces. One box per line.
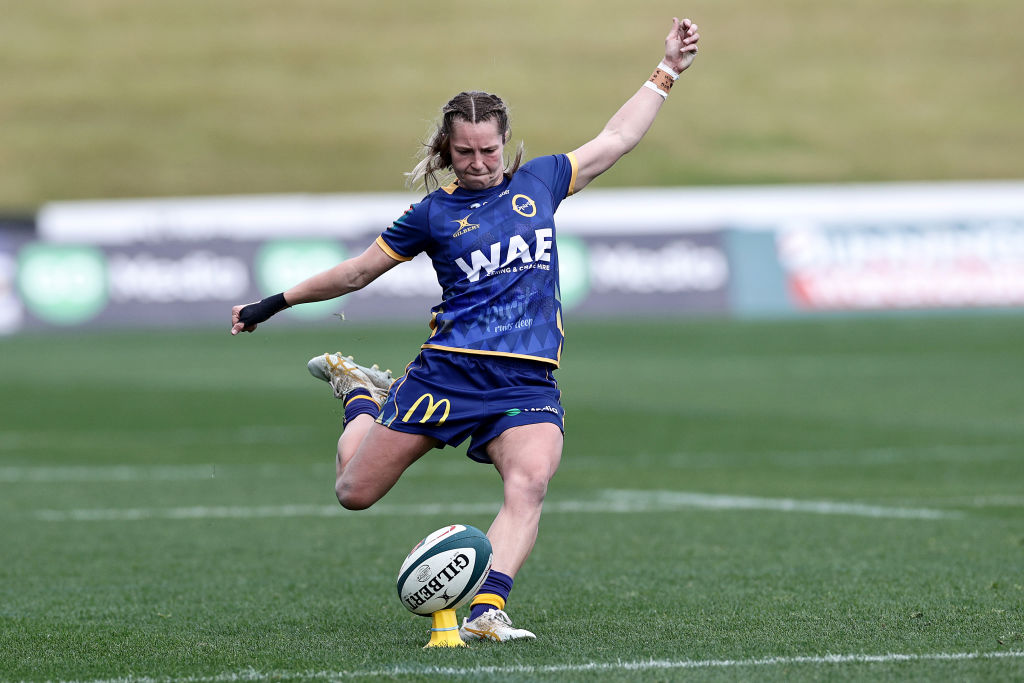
0, 425, 313, 452
659, 442, 1024, 468
45, 650, 1024, 682
4, 440, 1016, 481
29, 490, 960, 522
0, 463, 324, 483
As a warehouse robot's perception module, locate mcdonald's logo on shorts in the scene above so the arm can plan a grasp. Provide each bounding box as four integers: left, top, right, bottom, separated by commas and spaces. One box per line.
402, 393, 451, 425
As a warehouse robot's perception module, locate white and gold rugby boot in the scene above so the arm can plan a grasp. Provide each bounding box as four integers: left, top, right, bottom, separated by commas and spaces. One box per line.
306, 352, 391, 401
459, 609, 536, 643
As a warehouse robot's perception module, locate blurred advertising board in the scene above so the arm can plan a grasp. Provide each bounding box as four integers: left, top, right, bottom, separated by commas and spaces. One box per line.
558, 232, 729, 315
3, 238, 443, 332
1, 232, 729, 333
4, 181, 1022, 334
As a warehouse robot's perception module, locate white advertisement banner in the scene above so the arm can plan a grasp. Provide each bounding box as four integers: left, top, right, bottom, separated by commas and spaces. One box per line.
778, 220, 1024, 310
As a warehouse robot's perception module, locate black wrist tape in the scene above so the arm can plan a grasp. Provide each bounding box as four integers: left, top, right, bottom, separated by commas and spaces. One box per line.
239, 292, 289, 326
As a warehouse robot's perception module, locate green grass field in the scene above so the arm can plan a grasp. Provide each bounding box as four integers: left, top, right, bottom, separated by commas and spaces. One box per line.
3, 0, 1023, 206
1, 316, 1023, 681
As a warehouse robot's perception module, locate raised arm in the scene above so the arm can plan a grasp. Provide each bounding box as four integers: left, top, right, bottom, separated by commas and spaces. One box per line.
230, 242, 399, 335
571, 17, 700, 192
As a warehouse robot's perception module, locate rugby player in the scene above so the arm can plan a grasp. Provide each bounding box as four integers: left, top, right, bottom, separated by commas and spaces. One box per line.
231, 17, 699, 642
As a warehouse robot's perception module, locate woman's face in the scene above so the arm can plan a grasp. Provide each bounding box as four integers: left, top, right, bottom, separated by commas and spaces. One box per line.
449, 118, 506, 191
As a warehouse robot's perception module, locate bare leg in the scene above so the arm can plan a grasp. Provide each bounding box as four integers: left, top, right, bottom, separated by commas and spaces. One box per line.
336, 414, 375, 479
334, 422, 438, 510
484, 423, 563, 577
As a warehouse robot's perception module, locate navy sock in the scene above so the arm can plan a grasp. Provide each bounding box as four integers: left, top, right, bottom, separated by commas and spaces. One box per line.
343, 388, 380, 426
469, 570, 514, 621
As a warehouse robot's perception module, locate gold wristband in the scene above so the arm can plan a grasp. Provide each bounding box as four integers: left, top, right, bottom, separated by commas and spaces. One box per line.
648, 68, 675, 96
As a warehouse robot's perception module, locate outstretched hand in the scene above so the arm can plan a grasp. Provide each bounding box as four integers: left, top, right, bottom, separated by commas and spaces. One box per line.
663, 17, 700, 73
231, 302, 259, 335
231, 292, 291, 335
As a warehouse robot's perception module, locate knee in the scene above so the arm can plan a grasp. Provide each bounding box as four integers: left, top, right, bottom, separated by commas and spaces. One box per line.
335, 479, 373, 511
504, 470, 551, 506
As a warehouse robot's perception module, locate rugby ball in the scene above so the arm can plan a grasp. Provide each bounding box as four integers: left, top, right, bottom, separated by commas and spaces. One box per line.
396, 524, 492, 616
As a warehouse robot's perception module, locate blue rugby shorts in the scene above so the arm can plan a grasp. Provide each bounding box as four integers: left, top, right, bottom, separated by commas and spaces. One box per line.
377, 349, 564, 463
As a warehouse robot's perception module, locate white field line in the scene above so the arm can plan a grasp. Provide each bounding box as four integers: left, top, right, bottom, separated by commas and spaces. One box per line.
927, 494, 1024, 507
36, 650, 1024, 682
5, 438, 1019, 482
599, 490, 961, 519
0, 465, 224, 483
29, 489, 961, 522
31, 503, 498, 522
7, 461, 1018, 510
8, 462, 1015, 512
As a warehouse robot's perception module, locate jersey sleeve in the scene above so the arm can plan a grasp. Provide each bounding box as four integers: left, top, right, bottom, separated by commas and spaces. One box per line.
519, 153, 580, 206
376, 199, 432, 262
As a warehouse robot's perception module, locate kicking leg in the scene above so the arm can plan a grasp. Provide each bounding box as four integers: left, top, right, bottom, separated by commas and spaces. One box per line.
335, 423, 437, 510
307, 351, 433, 509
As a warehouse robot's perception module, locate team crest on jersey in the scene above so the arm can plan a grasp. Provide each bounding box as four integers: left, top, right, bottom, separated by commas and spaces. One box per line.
512, 194, 537, 218
451, 214, 480, 238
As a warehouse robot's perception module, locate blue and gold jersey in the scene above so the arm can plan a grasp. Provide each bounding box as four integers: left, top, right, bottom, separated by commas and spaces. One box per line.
376, 153, 578, 367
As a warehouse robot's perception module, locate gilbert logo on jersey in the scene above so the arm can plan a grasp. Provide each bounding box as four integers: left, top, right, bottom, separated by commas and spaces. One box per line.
451, 215, 480, 238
